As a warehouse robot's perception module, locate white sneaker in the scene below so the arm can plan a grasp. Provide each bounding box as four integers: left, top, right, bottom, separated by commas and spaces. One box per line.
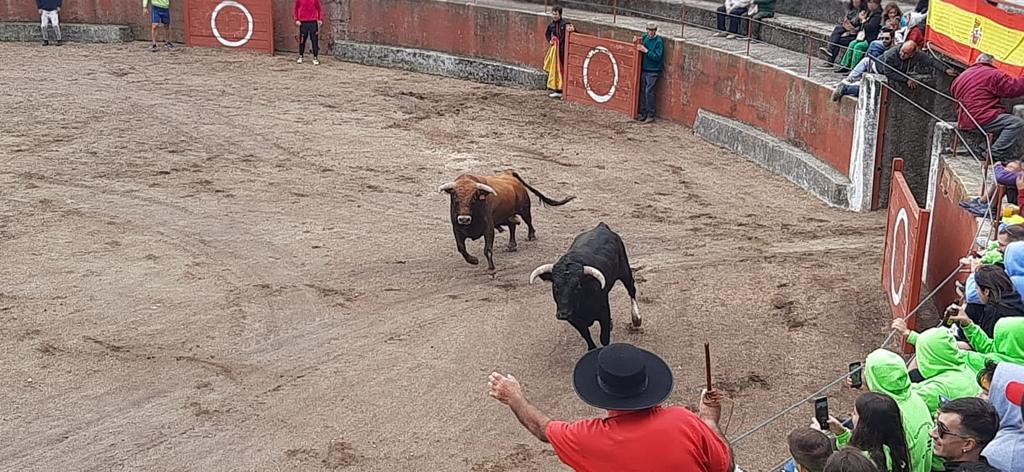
713, 32, 727, 37
312, 58, 320, 65
297, 56, 303, 64
726, 34, 738, 39
549, 92, 562, 98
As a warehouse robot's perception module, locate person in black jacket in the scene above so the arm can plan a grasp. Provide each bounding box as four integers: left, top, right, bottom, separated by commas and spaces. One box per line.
965, 264, 1024, 338
930, 398, 1002, 472
37, 0, 63, 46
544, 6, 575, 99
821, 0, 868, 68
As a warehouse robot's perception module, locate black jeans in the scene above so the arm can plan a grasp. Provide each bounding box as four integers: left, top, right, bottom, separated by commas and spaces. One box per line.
827, 25, 854, 64
639, 71, 659, 118
716, 6, 748, 34
299, 21, 319, 57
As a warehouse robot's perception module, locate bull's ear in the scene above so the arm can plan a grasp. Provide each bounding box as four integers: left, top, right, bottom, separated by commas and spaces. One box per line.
478, 192, 487, 200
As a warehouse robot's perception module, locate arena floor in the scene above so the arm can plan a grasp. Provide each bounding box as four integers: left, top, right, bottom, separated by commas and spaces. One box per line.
2, 43, 890, 471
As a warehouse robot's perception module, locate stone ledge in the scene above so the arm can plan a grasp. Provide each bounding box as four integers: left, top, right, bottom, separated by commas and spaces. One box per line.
694, 109, 852, 208
0, 22, 134, 43
333, 40, 547, 89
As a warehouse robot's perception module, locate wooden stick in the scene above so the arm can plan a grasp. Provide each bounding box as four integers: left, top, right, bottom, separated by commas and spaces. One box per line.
704, 342, 712, 391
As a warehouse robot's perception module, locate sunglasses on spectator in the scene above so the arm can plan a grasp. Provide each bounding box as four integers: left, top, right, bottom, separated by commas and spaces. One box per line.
934, 421, 973, 440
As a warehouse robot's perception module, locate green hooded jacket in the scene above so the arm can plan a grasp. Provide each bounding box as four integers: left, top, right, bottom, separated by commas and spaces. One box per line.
862, 349, 934, 472
961, 317, 1024, 372
906, 328, 982, 415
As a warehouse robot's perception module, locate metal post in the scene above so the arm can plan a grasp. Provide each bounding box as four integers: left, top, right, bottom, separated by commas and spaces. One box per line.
806, 39, 812, 77
745, 17, 752, 56
613, 0, 618, 23
544, 0, 548, 12
680, 5, 686, 37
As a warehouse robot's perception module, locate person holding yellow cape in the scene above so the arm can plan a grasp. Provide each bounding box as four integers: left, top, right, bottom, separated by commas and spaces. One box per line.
544, 6, 574, 99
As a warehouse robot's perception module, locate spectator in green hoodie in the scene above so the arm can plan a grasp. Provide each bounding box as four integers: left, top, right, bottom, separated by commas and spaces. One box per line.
893, 322, 983, 415
815, 392, 913, 472
860, 349, 934, 472
949, 314, 1024, 373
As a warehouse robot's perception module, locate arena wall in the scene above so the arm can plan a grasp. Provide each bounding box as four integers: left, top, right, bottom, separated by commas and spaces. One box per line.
337, 0, 856, 176
0, 0, 327, 53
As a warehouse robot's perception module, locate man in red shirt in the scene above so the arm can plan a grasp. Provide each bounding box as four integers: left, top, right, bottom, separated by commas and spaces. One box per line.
293, 0, 323, 65
951, 54, 1024, 161
487, 343, 734, 472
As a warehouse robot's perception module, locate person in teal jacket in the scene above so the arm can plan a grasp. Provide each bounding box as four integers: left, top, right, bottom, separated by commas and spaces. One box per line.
893, 322, 982, 415
861, 349, 934, 472
142, 0, 173, 51
950, 314, 1024, 372
636, 22, 664, 123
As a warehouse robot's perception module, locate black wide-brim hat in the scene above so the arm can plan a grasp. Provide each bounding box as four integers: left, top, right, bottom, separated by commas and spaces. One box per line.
572, 343, 674, 411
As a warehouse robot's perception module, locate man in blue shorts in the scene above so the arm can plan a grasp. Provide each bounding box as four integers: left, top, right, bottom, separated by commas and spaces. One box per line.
143, 0, 173, 52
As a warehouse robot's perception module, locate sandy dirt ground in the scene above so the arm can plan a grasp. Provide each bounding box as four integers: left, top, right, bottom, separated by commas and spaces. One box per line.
1, 43, 891, 471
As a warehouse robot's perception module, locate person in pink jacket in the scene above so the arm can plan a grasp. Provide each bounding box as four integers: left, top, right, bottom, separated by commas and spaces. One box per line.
293, 0, 323, 65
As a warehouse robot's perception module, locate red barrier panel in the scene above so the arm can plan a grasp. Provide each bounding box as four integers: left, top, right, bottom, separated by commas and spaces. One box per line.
882, 159, 931, 352
563, 32, 641, 117
186, 0, 274, 54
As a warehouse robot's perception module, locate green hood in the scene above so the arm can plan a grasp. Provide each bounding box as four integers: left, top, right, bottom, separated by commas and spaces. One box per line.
865, 348, 912, 400
863, 349, 934, 472
916, 327, 967, 378
992, 317, 1024, 361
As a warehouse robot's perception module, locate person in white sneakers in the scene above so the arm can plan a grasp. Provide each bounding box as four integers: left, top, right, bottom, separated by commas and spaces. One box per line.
293, 0, 324, 65
37, 0, 63, 46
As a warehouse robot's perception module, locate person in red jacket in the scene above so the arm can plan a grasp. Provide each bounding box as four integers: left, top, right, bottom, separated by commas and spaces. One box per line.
293, 0, 323, 65
951, 54, 1024, 161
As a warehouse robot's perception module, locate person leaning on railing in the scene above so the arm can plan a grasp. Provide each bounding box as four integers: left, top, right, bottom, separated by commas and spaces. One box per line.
877, 40, 957, 90
951, 54, 1024, 162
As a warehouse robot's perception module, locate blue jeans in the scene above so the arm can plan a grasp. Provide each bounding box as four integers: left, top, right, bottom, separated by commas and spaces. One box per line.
716, 6, 748, 34
639, 71, 659, 118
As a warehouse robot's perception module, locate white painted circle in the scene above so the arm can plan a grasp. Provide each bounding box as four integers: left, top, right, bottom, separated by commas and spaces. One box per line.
581, 46, 619, 104
889, 208, 910, 306
210, 0, 254, 48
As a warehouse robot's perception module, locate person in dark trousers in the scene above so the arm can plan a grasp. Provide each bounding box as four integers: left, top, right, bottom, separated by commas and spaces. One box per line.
37, 0, 62, 46
293, 0, 324, 65
636, 22, 664, 123
545, 6, 574, 99
821, 0, 868, 68
714, 0, 753, 39
750, 0, 776, 41
951, 54, 1024, 161
930, 397, 1002, 472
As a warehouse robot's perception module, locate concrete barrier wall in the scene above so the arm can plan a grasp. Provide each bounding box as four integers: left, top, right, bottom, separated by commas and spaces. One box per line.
0, 0, 328, 52
338, 0, 856, 176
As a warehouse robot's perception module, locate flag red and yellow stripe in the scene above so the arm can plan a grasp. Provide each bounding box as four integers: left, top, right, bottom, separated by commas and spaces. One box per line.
927, 0, 1024, 76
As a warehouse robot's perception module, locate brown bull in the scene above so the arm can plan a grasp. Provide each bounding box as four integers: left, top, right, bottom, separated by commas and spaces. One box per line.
438, 170, 575, 270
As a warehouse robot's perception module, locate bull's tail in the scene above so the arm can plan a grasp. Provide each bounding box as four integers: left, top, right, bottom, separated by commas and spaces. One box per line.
511, 171, 575, 207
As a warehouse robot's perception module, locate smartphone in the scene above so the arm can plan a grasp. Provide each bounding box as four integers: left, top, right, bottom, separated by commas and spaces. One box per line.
849, 362, 863, 389
814, 397, 829, 430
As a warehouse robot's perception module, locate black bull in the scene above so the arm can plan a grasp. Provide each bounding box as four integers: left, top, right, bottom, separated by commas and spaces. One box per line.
529, 223, 641, 350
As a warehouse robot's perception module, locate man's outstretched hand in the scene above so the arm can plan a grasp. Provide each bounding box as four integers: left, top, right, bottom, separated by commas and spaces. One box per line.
488, 372, 524, 405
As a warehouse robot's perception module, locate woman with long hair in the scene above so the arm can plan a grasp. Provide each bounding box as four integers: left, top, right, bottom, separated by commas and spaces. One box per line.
818, 392, 912, 472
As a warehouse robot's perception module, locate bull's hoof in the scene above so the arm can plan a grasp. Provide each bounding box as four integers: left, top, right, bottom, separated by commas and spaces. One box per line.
506, 244, 518, 253
627, 323, 643, 333
527, 233, 537, 241
464, 256, 479, 265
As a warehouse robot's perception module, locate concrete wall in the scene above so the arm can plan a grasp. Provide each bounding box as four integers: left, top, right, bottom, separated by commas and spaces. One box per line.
0, 0, 328, 52
337, 0, 856, 176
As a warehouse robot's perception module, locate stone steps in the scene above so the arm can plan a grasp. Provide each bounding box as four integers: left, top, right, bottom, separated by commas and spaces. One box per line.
0, 22, 134, 43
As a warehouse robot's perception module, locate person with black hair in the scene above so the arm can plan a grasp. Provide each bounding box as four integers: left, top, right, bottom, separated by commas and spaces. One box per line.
820, 0, 868, 68
543, 6, 575, 99
930, 397, 1001, 471
824, 448, 882, 472
788, 427, 835, 472
962, 264, 1024, 338
977, 360, 998, 400
815, 392, 913, 472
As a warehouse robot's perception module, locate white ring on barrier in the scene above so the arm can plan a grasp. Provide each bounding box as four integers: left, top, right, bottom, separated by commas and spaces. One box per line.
210, 0, 254, 48
582, 46, 619, 104
890, 208, 910, 307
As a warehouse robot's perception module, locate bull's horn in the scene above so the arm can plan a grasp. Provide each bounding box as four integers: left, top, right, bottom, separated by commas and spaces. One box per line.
474, 183, 497, 195
529, 264, 554, 284
438, 182, 456, 193
583, 266, 606, 289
